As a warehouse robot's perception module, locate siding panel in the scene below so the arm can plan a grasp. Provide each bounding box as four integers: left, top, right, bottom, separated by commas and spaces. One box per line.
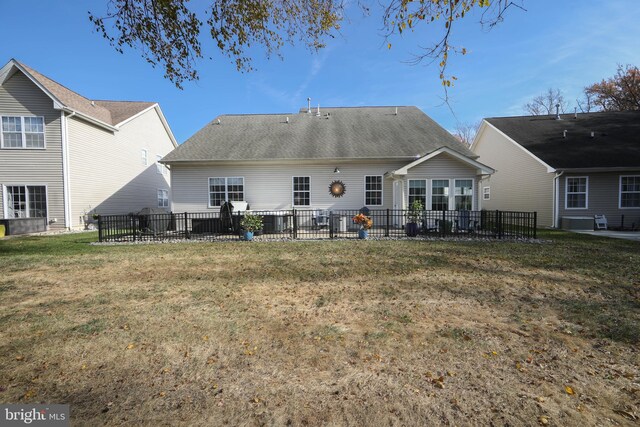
67, 108, 173, 226
473, 124, 554, 226
0, 72, 64, 228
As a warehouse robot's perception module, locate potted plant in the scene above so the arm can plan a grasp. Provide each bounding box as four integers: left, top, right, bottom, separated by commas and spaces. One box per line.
240, 213, 263, 241
352, 213, 373, 239
406, 199, 423, 237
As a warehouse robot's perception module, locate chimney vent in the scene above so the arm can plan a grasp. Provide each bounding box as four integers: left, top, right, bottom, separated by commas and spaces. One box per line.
307, 97, 311, 114
555, 104, 561, 120
563, 130, 567, 138
574, 107, 577, 119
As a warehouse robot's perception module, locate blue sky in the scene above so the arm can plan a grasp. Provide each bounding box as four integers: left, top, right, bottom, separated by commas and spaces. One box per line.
1, 1, 639, 142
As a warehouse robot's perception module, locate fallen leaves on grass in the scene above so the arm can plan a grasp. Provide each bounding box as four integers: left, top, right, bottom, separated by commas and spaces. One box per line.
126, 343, 135, 350
564, 385, 575, 395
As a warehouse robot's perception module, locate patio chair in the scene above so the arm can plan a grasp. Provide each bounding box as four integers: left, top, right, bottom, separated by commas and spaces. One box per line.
455, 210, 477, 232
594, 214, 607, 230
313, 210, 330, 229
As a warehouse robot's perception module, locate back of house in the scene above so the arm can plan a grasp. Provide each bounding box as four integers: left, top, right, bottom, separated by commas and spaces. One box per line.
472, 111, 640, 229
162, 105, 494, 219
0, 59, 177, 232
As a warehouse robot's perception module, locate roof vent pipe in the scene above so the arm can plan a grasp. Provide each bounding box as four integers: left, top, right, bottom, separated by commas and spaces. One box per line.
395, 107, 398, 115
555, 104, 561, 120
563, 130, 567, 138
307, 97, 311, 114
217, 119, 221, 125
590, 131, 595, 138
286, 117, 289, 124
574, 107, 577, 119
316, 104, 320, 117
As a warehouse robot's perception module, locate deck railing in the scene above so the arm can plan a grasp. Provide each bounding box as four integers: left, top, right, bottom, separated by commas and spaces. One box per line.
98, 209, 537, 243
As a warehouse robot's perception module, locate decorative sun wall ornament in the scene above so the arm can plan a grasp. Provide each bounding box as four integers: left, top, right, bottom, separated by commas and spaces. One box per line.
329, 180, 346, 198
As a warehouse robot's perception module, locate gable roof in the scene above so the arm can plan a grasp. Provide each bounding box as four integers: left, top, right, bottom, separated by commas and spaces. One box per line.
388, 146, 494, 177
0, 59, 164, 131
163, 106, 475, 163
485, 111, 640, 170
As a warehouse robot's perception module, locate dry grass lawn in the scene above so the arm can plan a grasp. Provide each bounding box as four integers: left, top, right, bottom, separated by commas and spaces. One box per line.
0, 231, 639, 426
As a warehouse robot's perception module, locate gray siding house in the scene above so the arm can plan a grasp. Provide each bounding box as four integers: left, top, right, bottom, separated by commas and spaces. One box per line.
0, 59, 177, 231
162, 106, 494, 217
472, 111, 640, 229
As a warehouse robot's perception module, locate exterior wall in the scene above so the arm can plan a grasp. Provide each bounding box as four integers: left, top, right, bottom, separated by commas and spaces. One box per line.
473, 123, 554, 227
170, 154, 487, 213
0, 71, 65, 228
67, 108, 173, 227
558, 172, 640, 228
403, 152, 482, 210
171, 160, 406, 212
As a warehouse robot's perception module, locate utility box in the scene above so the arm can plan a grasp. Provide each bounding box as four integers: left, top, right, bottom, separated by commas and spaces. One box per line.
332, 216, 347, 233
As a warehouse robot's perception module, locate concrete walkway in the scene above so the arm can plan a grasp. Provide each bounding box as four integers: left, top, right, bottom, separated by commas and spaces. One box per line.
575, 230, 640, 242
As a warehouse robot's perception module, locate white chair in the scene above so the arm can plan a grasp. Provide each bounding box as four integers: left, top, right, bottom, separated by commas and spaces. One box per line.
594, 215, 607, 230
313, 210, 330, 229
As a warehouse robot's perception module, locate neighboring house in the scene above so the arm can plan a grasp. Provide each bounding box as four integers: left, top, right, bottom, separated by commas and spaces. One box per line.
161, 106, 494, 217
0, 59, 177, 230
471, 111, 640, 228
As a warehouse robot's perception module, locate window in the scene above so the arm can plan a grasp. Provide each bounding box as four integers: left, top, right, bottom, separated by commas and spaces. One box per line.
1, 116, 45, 148
141, 149, 148, 166
157, 189, 169, 208
208, 177, 244, 207
156, 155, 167, 175
483, 186, 490, 200
408, 180, 427, 208
566, 177, 588, 209
454, 179, 473, 210
293, 176, 310, 206
431, 180, 449, 211
365, 176, 383, 206
5, 185, 47, 218
620, 176, 640, 208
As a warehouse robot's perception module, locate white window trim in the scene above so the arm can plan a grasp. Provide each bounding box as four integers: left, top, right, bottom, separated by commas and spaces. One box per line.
619, 175, 640, 209
292, 176, 311, 207
157, 188, 169, 208
207, 177, 245, 208
364, 175, 384, 206
565, 176, 589, 210
407, 179, 428, 208
141, 149, 148, 166
483, 186, 491, 200
0, 115, 46, 149
2, 183, 49, 222
453, 178, 475, 211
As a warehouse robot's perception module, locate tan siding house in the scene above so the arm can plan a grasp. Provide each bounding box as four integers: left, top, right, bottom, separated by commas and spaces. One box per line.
0, 59, 177, 231
163, 106, 494, 216
472, 112, 640, 229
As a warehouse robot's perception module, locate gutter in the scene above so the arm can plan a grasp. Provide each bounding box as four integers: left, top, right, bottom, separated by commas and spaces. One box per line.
60, 107, 118, 132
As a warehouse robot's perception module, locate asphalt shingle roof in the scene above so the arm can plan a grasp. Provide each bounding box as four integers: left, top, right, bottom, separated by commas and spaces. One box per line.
15, 61, 154, 126
163, 106, 474, 162
486, 111, 640, 169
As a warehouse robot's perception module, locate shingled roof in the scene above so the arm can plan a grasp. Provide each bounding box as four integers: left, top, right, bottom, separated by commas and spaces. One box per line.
163, 106, 475, 162
1, 59, 155, 127
485, 111, 640, 169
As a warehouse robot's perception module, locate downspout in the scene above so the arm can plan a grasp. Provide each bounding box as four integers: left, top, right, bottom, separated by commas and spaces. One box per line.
552, 171, 564, 228
60, 111, 76, 229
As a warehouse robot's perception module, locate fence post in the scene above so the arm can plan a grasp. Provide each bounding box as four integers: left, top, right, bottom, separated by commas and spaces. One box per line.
97, 215, 103, 242
131, 215, 137, 242
329, 211, 334, 239
496, 210, 502, 239
442, 209, 446, 237
385, 209, 390, 237
292, 209, 297, 239
184, 212, 189, 239
533, 211, 537, 239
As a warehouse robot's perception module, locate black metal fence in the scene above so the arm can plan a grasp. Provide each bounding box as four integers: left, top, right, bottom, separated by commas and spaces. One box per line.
98, 209, 537, 243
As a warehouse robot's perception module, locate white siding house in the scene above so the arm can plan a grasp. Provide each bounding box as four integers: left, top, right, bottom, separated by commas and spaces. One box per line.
162, 106, 493, 214
0, 59, 177, 231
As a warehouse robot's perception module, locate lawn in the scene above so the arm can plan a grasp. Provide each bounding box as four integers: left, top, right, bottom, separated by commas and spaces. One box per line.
0, 231, 638, 425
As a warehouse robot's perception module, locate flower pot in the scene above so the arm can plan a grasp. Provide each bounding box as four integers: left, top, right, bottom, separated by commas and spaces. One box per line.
0, 224, 5, 238
358, 229, 368, 240
243, 231, 254, 241
405, 222, 419, 237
